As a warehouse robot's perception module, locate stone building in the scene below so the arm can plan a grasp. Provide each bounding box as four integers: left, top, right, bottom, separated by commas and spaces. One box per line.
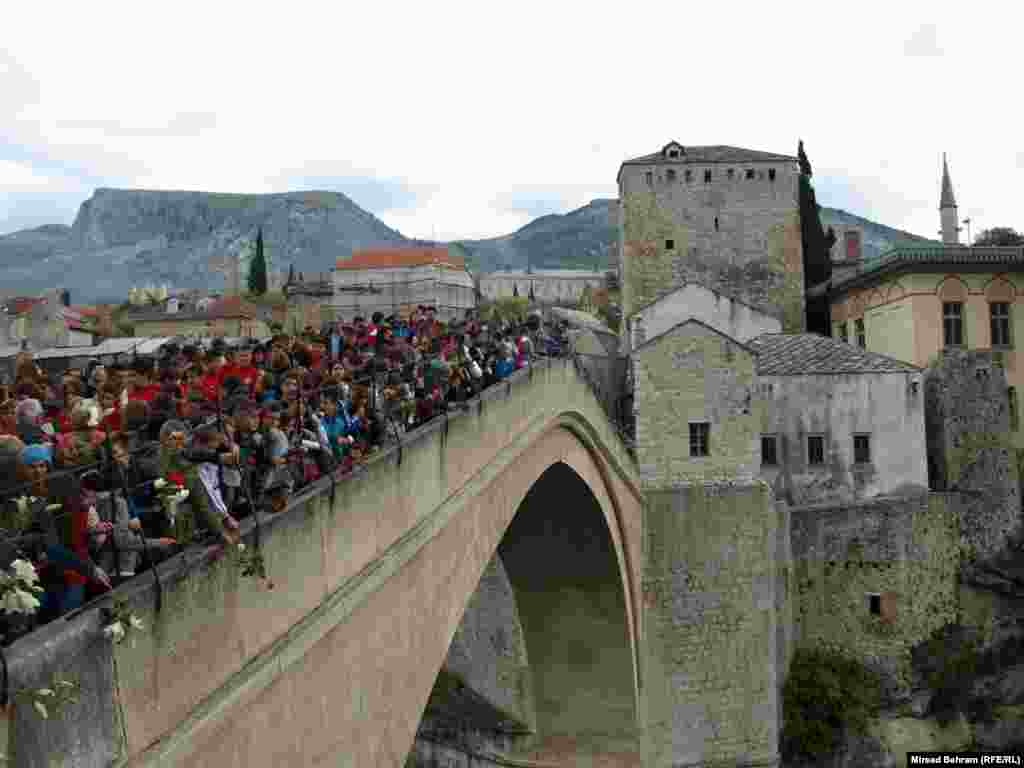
749, 333, 928, 506
617, 141, 805, 346
477, 270, 606, 304
332, 246, 475, 322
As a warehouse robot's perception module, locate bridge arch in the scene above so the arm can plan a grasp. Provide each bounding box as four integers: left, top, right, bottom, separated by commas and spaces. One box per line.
412, 433, 642, 764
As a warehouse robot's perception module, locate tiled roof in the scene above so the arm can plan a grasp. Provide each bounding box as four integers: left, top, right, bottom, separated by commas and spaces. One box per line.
335, 247, 464, 271
823, 245, 1024, 294
620, 143, 798, 168
3, 297, 43, 316
748, 333, 921, 375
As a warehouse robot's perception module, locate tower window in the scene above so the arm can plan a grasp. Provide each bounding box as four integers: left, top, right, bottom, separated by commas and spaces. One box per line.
727, 168, 735, 180
704, 170, 712, 183
745, 169, 755, 180
665, 239, 675, 250
666, 169, 677, 182
761, 434, 778, 466
855, 318, 866, 348
689, 422, 710, 456
807, 434, 825, 466
943, 302, 964, 347
768, 168, 776, 181
853, 434, 872, 464
714, 217, 719, 231
684, 169, 693, 182
868, 593, 881, 616
990, 302, 1011, 347
645, 171, 653, 186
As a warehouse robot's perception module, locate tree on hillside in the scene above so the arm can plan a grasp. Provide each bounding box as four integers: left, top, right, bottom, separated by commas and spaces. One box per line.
248, 228, 268, 295
287, 263, 296, 285
974, 227, 1024, 247
513, 282, 519, 298
798, 140, 837, 336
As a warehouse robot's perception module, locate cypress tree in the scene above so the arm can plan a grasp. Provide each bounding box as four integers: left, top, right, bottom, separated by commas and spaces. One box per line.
513, 282, 519, 298
248, 228, 268, 295
798, 141, 836, 335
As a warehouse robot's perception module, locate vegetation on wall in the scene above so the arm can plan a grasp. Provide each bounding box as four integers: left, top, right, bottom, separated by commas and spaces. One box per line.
973, 227, 1024, 247
780, 646, 881, 761
913, 623, 984, 724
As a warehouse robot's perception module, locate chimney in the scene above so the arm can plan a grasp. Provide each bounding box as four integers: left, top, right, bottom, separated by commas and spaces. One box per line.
61, 289, 70, 307
845, 230, 862, 261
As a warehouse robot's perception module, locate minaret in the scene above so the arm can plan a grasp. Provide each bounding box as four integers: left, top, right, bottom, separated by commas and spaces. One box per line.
940, 153, 960, 246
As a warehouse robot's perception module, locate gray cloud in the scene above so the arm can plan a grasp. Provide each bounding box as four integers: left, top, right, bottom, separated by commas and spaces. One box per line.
904, 23, 943, 57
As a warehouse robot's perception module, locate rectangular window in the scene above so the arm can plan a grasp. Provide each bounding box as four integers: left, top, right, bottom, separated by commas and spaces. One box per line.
768, 168, 776, 181
727, 168, 735, 179
807, 435, 824, 466
761, 434, 778, 466
943, 302, 964, 347
645, 171, 653, 186
665, 239, 675, 250
745, 169, 755, 180
855, 318, 866, 348
704, 169, 712, 183
684, 169, 693, 182
689, 422, 710, 457
853, 434, 871, 464
1010, 387, 1019, 431
991, 302, 1011, 347
868, 593, 881, 616
666, 169, 677, 182
838, 322, 849, 343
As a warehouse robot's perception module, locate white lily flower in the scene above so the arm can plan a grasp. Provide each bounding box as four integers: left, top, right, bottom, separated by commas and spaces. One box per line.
33, 701, 48, 719
36, 689, 54, 697
103, 622, 125, 643
4, 592, 22, 615
154, 478, 167, 489
129, 616, 145, 632
11, 559, 38, 585
17, 590, 40, 614
237, 543, 246, 552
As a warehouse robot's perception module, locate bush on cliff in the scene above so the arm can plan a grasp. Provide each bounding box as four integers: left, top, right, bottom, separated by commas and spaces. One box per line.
781, 646, 882, 762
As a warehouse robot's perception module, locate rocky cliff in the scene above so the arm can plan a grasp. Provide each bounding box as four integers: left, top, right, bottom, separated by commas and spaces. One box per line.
0, 189, 933, 303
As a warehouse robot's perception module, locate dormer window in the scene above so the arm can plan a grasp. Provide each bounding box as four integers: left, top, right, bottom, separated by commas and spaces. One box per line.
663, 142, 685, 159
669, 150, 679, 158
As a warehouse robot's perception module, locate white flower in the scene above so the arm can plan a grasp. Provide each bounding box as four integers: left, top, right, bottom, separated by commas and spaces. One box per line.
175, 490, 189, 502
17, 590, 40, 615
129, 616, 144, 632
33, 700, 48, 719
154, 478, 167, 489
3, 591, 23, 615
11, 559, 38, 585
36, 689, 54, 697
237, 543, 246, 552
103, 622, 125, 643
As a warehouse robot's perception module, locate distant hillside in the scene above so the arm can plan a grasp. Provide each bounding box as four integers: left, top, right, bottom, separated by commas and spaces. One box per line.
818, 207, 937, 260
0, 190, 934, 303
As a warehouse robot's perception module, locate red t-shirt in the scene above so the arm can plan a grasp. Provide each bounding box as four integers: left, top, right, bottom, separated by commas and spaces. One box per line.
128, 384, 161, 403
199, 374, 221, 402
220, 364, 260, 389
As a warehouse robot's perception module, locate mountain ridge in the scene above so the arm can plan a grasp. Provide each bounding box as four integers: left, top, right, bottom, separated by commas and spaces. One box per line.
0, 189, 935, 302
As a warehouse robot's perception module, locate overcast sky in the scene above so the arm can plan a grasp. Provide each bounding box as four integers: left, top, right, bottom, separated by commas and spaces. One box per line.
2, 1, 1020, 243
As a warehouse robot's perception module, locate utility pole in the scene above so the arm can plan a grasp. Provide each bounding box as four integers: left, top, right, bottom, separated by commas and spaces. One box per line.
962, 218, 972, 246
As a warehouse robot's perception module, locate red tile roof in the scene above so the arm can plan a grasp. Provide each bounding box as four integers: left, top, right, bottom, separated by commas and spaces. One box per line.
5, 297, 43, 316
335, 247, 464, 271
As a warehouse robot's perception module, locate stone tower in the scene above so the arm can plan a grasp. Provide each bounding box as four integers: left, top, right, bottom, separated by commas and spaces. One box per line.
617, 141, 805, 347
940, 153, 961, 246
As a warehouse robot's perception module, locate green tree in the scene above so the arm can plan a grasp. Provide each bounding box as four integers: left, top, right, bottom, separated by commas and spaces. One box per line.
798, 140, 837, 335
974, 227, 1024, 247
248, 228, 268, 295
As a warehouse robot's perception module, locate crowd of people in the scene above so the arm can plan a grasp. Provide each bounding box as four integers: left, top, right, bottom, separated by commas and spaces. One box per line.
0, 305, 569, 644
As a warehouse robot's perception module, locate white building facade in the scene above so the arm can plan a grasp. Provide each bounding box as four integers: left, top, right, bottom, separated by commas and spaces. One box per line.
477, 270, 606, 304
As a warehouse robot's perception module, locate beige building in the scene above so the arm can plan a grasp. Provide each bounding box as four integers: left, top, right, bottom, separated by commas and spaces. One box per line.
617, 141, 805, 341
126, 296, 270, 338
813, 154, 1024, 449
332, 246, 476, 322
477, 270, 606, 304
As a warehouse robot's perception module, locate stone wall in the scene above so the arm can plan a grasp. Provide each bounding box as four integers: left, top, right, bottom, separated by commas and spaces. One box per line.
632, 321, 760, 486
759, 370, 928, 506
791, 493, 961, 700
643, 482, 783, 767
924, 349, 1023, 561
619, 159, 804, 333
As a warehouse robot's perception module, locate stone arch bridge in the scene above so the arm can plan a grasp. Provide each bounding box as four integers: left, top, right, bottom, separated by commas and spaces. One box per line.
7, 359, 785, 768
